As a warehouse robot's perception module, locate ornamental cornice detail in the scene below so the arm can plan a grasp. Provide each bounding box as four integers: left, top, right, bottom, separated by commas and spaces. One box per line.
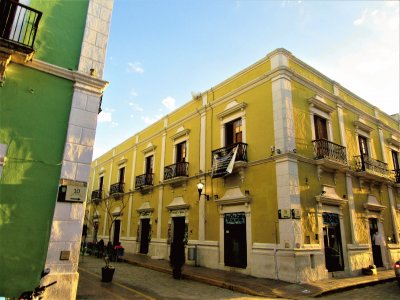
25, 59, 109, 94
308, 95, 335, 114
217, 100, 247, 120
170, 127, 190, 140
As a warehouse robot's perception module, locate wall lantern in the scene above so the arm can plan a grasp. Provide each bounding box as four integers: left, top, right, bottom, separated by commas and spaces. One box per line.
197, 182, 209, 200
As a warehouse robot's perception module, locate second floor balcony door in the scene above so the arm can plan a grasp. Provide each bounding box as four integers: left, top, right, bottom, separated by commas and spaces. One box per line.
314, 115, 328, 140
119, 167, 125, 184
146, 155, 153, 175
225, 119, 242, 146
99, 176, 104, 191
392, 150, 399, 170
358, 135, 369, 157
176, 141, 186, 176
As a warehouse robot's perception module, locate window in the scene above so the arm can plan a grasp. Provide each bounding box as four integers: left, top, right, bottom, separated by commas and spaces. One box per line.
358, 136, 369, 157
176, 141, 186, 163
314, 115, 328, 140
119, 167, 125, 183
392, 150, 399, 170
145, 155, 153, 174
225, 119, 242, 146
99, 176, 104, 191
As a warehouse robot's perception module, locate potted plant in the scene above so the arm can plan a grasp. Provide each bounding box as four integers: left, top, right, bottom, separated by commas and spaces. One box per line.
87, 192, 128, 282
101, 256, 115, 282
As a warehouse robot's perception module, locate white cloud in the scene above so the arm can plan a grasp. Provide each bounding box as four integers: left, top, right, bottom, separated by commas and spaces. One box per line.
141, 115, 163, 125
319, 2, 399, 115
162, 96, 176, 111
98, 111, 112, 122
127, 62, 144, 73
129, 102, 144, 112
130, 89, 139, 97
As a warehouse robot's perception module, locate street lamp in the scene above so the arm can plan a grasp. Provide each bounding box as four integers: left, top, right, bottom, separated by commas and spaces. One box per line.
197, 181, 209, 200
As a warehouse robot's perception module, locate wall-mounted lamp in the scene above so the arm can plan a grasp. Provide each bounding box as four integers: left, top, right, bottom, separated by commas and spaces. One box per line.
197, 182, 210, 200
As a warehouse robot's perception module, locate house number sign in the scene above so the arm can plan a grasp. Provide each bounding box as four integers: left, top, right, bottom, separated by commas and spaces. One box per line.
65, 185, 87, 202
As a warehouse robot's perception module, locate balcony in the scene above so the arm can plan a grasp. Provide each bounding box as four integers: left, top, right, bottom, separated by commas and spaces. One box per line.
312, 139, 348, 171
91, 190, 102, 203
354, 154, 390, 182
0, 1, 42, 54
135, 173, 154, 189
393, 169, 400, 184
211, 142, 248, 178
164, 162, 189, 184
109, 182, 124, 196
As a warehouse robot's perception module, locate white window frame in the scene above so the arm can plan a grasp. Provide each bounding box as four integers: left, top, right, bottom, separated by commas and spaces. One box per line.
308, 96, 335, 141
217, 100, 247, 147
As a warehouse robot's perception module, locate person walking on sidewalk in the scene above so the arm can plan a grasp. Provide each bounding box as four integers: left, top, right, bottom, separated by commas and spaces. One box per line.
170, 240, 185, 279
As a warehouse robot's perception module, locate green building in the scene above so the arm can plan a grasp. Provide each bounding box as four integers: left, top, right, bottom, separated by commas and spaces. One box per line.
0, 0, 113, 298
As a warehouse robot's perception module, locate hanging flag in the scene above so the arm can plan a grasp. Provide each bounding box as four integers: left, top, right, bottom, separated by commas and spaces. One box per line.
226, 146, 238, 174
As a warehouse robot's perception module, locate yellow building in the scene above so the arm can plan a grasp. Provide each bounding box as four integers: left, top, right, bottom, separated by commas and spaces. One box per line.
86, 48, 400, 282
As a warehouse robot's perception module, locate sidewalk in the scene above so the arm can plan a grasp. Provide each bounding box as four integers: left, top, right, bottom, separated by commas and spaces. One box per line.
121, 252, 396, 299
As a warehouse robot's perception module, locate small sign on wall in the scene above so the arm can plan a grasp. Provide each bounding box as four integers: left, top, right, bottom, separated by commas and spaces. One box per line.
60, 251, 70, 260
278, 209, 291, 219
57, 179, 87, 203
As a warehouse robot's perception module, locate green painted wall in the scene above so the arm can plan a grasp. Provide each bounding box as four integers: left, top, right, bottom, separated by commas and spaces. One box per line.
0, 64, 73, 297
32, 0, 89, 70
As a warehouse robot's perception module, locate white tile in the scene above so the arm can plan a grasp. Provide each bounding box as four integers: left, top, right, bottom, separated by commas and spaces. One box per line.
78, 145, 94, 164
70, 205, 85, 221
63, 143, 78, 162
53, 202, 72, 221
60, 161, 77, 180
99, 6, 112, 23
72, 92, 87, 109
76, 163, 91, 182
86, 94, 100, 113
84, 28, 97, 45
50, 221, 82, 242
66, 125, 82, 144
88, 1, 101, 17
95, 32, 107, 48
69, 108, 98, 129
81, 128, 96, 146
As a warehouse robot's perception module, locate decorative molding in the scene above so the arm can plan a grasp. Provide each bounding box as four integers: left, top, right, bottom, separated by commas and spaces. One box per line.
364, 194, 386, 212
137, 201, 154, 213
216, 100, 247, 120
308, 95, 335, 114
170, 127, 190, 140
166, 196, 190, 210
214, 186, 251, 206
25, 59, 108, 95
315, 184, 348, 208
387, 137, 400, 149
353, 120, 374, 133
118, 157, 127, 165
142, 143, 156, 154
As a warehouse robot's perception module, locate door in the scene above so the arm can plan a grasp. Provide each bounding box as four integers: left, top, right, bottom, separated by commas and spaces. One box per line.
113, 220, 121, 246
0, 0, 18, 39
224, 212, 247, 268
140, 219, 150, 254
314, 115, 328, 140
322, 213, 344, 272
172, 217, 185, 244
369, 218, 383, 267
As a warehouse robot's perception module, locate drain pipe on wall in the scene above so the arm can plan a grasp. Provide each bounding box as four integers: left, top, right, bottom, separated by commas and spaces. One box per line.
274, 221, 279, 280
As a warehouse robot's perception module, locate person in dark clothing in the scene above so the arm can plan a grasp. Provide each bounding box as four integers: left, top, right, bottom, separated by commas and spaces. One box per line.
169, 240, 185, 279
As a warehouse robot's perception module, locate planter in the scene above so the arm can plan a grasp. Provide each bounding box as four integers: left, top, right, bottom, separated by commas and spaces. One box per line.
101, 267, 115, 282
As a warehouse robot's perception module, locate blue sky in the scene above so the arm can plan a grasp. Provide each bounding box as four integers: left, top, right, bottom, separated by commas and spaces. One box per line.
94, 0, 400, 158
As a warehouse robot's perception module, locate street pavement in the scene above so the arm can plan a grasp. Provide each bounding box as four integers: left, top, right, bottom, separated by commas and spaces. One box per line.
320, 280, 399, 299
77, 256, 268, 300
77, 252, 397, 299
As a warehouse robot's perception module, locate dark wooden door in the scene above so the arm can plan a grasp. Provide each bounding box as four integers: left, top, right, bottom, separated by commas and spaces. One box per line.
322, 213, 344, 272
140, 219, 150, 254
369, 218, 383, 267
113, 220, 120, 246
224, 212, 247, 268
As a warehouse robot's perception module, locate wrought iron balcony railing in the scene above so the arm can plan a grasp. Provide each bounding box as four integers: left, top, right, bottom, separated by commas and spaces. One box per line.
211, 142, 248, 178
393, 169, 400, 183
0, 0, 42, 53
109, 182, 124, 195
164, 162, 189, 180
91, 189, 102, 201
135, 173, 154, 189
354, 154, 389, 177
312, 139, 347, 165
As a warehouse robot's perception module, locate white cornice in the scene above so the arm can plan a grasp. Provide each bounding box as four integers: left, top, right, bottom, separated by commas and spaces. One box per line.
308, 96, 335, 114
353, 120, 374, 133
24, 59, 109, 95
216, 101, 247, 119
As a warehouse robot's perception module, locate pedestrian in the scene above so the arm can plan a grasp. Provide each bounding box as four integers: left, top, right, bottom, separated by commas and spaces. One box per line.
169, 240, 185, 279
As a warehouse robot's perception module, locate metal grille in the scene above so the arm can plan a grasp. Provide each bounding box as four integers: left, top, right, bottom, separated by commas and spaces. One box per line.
312, 139, 347, 164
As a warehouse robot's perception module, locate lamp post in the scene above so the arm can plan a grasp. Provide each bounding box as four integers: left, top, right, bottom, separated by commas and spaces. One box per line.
197, 181, 209, 200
